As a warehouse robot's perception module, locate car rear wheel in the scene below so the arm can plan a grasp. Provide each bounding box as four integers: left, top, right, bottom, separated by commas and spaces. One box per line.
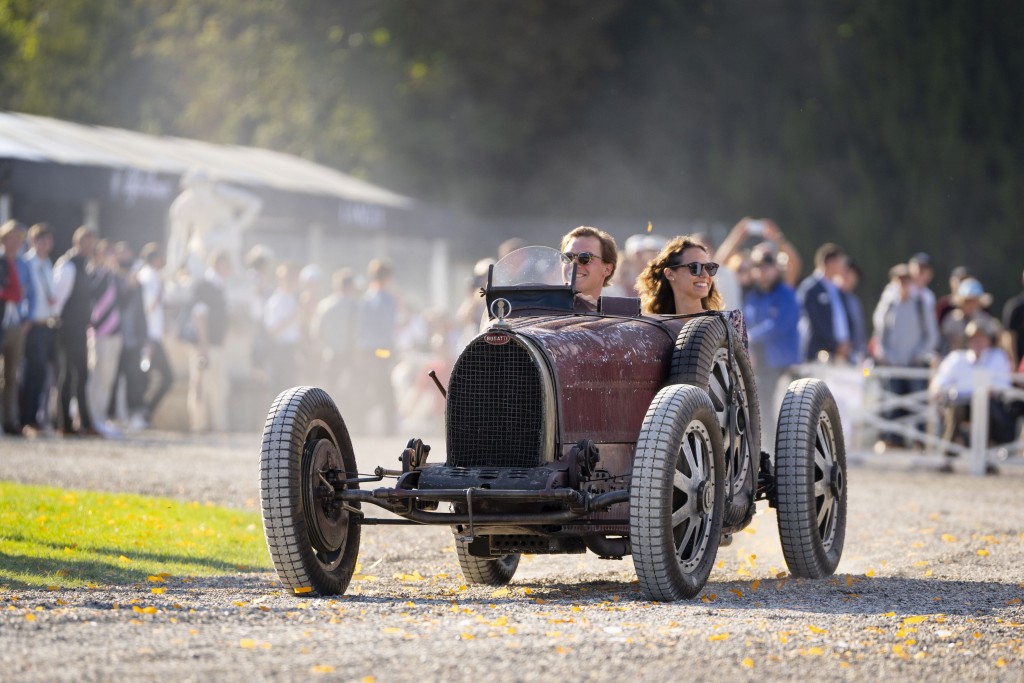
260, 386, 361, 596
454, 537, 520, 585
775, 378, 847, 578
631, 385, 725, 601
669, 314, 760, 528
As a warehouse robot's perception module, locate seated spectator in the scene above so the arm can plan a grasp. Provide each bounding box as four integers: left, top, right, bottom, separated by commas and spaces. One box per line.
930, 319, 1014, 473
940, 278, 998, 354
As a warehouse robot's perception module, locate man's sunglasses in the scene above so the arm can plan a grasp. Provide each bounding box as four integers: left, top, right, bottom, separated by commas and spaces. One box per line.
562, 251, 604, 265
666, 261, 720, 277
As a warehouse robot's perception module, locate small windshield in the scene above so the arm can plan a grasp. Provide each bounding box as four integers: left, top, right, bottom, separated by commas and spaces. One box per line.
490, 246, 573, 288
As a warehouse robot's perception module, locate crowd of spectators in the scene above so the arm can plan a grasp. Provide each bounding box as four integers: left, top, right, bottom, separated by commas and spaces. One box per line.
0, 219, 465, 439
1, 215, 1021, 461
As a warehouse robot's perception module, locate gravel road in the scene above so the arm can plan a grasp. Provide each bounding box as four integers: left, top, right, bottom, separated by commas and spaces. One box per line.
1, 430, 1023, 682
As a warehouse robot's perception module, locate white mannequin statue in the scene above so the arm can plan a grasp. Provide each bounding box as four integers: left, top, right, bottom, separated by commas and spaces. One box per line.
167, 168, 262, 280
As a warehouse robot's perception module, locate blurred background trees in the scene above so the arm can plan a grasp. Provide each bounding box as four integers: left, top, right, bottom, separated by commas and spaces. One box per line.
1, 0, 1022, 303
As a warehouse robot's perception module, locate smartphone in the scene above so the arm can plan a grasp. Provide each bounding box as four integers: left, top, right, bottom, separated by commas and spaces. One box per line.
747, 219, 765, 236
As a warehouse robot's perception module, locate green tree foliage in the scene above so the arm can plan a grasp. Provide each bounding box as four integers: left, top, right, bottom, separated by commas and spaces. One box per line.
1, 0, 1021, 302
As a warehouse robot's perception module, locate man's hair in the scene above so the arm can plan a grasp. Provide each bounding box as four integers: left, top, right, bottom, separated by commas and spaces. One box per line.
367, 258, 394, 283
1, 219, 27, 240
72, 225, 97, 246
559, 225, 619, 286
332, 267, 355, 292
814, 242, 844, 270
28, 223, 53, 242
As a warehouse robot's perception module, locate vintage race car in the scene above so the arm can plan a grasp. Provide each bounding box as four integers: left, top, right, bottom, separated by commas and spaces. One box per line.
259, 246, 847, 601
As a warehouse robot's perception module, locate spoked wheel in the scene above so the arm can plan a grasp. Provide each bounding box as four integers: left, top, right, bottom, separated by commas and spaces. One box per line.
631, 385, 725, 601
775, 378, 847, 578
454, 536, 520, 585
260, 386, 361, 596
670, 315, 760, 528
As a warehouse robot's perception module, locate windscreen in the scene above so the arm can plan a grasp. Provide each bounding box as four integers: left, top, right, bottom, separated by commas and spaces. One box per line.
490, 246, 574, 288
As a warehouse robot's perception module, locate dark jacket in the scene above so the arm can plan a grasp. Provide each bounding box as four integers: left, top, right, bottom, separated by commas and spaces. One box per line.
796, 274, 846, 361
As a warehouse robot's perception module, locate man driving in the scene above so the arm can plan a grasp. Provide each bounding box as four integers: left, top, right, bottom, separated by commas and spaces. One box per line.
559, 226, 618, 305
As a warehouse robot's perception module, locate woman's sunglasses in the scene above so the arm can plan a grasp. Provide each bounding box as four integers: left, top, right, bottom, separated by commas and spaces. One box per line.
562, 251, 603, 266
667, 261, 720, 277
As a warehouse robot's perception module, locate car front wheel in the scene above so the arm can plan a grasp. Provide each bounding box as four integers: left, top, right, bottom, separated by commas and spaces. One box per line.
260, 386, 361, 596
630, 384, 725, 601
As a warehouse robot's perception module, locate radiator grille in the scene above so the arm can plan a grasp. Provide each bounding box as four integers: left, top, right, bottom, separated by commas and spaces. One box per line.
446, 336, 545, 468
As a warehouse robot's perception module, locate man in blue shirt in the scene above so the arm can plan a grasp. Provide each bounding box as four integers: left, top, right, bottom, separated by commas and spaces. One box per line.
743, 245, 801, 445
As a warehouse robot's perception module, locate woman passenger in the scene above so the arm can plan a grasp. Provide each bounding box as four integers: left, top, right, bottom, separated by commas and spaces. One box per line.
636, 235, 724, 315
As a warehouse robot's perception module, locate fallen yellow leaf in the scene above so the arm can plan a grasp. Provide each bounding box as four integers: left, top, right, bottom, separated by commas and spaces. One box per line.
708, 633, 729, 641
311, 665, 335, 674
741, 658, 754, 669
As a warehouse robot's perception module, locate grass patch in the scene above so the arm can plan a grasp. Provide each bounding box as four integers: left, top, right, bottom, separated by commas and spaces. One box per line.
0, 481, 270, 589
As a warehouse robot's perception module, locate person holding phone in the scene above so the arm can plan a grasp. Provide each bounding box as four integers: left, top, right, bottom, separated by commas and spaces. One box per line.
715, 217, 804, 288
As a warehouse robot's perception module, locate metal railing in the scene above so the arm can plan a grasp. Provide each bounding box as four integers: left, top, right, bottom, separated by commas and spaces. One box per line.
792, 362, 1024, 476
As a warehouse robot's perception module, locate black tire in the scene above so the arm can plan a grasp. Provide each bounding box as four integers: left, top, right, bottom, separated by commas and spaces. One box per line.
775, 378, 847, 578
669, 315, 760, 528
260, 386, 361, 596
630, 385, 725, 601
454, 537, 520, 585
